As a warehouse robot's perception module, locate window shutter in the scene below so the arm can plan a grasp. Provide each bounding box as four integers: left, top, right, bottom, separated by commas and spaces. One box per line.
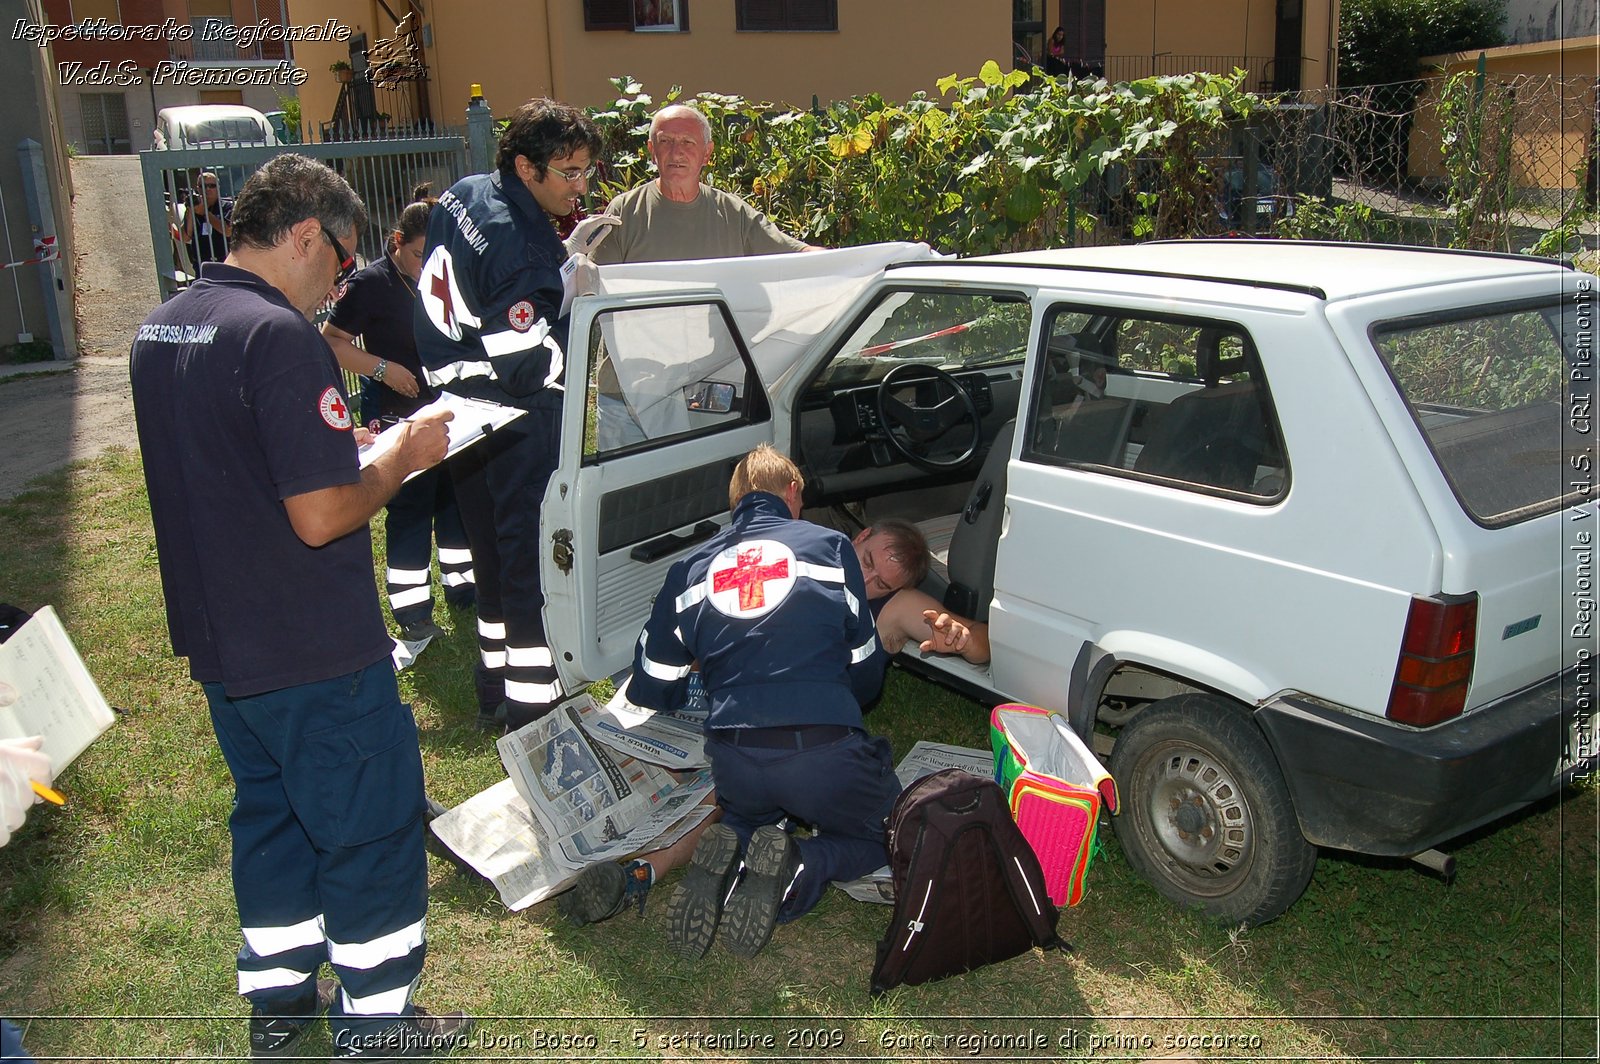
584, 0, 632, 30
786, 0, 836, 31
737, 0, 785, 31
737, 0, 835, 30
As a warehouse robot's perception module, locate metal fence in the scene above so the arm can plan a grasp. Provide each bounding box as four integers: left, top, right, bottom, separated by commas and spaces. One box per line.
140, 133, 469, 301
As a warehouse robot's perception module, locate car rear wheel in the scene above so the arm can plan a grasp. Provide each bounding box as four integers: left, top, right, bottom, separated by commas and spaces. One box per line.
1110, 693, 1316, 925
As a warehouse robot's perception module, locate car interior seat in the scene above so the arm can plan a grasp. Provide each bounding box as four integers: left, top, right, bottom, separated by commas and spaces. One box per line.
944, 419, 1016, 622
1131, 329, 1277, 492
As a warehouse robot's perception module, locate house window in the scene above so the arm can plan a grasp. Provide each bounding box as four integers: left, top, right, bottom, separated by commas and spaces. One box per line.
634, 0, 687, 31
584, 0, 690, 31
736, 0, 836, 32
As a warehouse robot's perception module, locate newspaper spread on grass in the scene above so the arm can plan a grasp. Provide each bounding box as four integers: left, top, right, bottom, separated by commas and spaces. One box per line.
495, 696, 709, 867
833, 740, 995, 905
579, 679, 709, 770
427, 776, 717, 912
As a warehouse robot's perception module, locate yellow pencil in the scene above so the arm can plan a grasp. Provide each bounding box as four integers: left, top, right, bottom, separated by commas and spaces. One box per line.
31, 781, 65, 806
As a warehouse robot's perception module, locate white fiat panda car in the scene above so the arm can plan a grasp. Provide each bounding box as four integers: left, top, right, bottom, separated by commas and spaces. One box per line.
539, 240, 1595, 924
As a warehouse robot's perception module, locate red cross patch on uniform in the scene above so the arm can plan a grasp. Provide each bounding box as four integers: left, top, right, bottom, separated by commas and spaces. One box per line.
318, 386, 352, 430
706, 539, 797, 619
507, 300, 536, 333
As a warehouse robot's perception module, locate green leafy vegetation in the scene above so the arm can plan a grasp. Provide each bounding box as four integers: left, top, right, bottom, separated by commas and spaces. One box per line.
591, 65, 1263, 254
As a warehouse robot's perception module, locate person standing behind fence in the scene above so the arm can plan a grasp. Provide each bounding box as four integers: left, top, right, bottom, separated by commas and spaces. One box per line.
323, 185, 476, 644
415, 98, 603, 733
180, 170, 233, 266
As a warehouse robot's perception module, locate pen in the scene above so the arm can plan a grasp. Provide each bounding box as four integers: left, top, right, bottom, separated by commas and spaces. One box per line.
31, 781, 65, 806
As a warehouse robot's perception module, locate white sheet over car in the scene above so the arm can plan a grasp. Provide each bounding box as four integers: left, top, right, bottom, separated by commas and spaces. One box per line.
592, 242, 937, 438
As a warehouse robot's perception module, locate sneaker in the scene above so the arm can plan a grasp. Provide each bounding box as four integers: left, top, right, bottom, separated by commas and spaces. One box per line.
721, 825, 801, 958
399, 619, 444, 643
558, 859, 653, 926
665, 823, 742, 959
249, 977, 336, 1058
334, 1006, 473, 1060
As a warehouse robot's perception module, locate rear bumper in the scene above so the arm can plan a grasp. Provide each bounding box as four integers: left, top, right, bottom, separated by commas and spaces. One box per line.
1256, 670, 1592, 856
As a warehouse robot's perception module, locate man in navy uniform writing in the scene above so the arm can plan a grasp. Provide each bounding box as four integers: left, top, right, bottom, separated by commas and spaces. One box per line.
130, 153, 468, 1060
627, 445, 902, 959
415, 98, 602, 733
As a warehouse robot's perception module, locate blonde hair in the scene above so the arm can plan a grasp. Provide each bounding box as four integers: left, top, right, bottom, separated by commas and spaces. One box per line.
729, 443, 804, 510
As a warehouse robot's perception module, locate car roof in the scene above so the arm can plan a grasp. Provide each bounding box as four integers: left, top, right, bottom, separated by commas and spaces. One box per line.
157, 104, 269, 122
942, 240, 1570, 302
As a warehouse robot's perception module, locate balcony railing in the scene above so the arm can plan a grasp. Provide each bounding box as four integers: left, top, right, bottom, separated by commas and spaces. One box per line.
167, 18, 288, 64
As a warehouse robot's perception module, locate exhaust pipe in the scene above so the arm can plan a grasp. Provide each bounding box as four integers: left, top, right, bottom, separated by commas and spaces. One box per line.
1409, 847, 1456, 884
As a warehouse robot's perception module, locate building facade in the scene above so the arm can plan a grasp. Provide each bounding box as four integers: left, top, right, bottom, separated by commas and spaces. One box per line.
286, 1, 1336, 147
39, 0, 298, 154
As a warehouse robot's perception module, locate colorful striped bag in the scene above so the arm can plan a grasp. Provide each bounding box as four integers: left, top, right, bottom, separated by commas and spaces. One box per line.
989, 703, 1119, 907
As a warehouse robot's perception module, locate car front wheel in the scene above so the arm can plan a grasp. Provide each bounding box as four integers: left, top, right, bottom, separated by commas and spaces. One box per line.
1110, 693, 1316, 926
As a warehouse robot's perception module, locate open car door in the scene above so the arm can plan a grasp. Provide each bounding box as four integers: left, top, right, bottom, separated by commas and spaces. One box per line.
540, 243, 936, 692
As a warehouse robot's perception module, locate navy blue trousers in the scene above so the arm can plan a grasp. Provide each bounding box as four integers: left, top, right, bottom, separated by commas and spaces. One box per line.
450, 402, 562, 729
705, 728, 900, 920
383, 462, 472, 627
203, 661, 428, 1043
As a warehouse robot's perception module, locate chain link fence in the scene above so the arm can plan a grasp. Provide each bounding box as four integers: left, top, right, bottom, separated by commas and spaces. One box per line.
1057, 73, 1597, 255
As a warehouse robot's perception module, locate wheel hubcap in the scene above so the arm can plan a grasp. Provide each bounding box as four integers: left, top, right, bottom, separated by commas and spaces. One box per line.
1145, 745, 1253, 888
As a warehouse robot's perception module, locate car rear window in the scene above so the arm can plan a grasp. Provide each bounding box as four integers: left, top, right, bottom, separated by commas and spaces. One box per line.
1372, 300, 1580, 526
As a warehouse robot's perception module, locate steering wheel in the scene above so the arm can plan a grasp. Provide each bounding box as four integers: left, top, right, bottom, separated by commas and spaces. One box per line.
874, 363, 982, 471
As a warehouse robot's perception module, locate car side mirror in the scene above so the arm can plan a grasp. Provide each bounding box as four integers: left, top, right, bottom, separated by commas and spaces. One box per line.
684, 380, 735, 414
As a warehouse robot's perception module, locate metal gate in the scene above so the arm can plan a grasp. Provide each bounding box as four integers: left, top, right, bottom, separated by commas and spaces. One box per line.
140, 133, 469, 301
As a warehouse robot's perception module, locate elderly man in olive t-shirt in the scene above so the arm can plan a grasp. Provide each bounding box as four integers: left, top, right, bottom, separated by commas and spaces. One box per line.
585, 102, 818, 448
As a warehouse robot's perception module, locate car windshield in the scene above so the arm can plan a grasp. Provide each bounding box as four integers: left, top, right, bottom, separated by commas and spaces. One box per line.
1372, 299, 1584, 526
808, 289, 1032, 394
178, 118, 268, 146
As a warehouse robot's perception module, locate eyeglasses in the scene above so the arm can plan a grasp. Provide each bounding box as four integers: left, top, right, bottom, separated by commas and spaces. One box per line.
546, 163, 597, 184
320, 226, 356, 284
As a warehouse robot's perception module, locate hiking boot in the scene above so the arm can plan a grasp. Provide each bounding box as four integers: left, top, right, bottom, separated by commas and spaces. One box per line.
665, 824, 741, 959
721, 825, 801, 958
558, 859, 653, 926
399, 619, 443, 643
334, 1006, 473, 1059
249, 977, 336, 1058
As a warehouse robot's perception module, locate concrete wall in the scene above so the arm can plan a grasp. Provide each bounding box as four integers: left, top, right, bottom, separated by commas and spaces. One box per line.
1105, 0, 1338, 89
0, 0, 77, 357
1408, 38, 1598, 192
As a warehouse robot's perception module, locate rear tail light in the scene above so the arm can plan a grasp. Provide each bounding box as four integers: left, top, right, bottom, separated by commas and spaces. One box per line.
1386, 593, 1478, 726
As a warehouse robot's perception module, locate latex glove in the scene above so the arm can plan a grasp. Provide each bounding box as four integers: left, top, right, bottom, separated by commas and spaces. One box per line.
563, 214, 620, 259
0, 736, 53, 848
568, 252, 600, 298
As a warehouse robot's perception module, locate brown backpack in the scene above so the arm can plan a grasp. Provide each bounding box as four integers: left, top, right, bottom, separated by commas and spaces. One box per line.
870, 769, 1070, 995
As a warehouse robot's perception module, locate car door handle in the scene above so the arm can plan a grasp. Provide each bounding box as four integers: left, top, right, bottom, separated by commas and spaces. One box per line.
631, 521, 719, 563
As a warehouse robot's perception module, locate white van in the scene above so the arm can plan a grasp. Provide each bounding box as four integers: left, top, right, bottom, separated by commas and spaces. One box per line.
151, 104, 278, 150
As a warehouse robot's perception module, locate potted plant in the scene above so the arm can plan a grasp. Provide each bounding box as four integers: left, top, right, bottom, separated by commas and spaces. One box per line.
329, 60, 354, 83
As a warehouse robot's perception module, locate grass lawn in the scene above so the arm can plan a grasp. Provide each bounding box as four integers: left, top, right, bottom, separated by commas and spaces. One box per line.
0, 448, 1595, 1061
